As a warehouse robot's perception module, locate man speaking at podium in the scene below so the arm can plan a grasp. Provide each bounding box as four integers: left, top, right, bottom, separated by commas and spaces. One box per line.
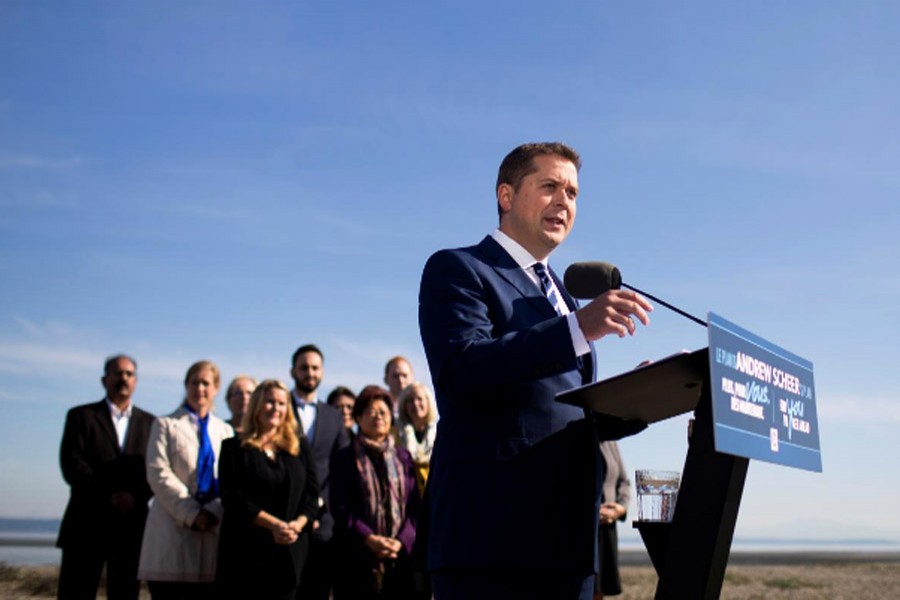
418, 142, 653, 600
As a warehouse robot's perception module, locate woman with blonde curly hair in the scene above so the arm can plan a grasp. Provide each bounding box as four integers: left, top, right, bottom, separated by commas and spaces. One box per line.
216, 379, 319, 599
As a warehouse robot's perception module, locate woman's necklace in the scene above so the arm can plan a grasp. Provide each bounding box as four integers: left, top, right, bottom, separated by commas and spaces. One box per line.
261, 435, 276, 460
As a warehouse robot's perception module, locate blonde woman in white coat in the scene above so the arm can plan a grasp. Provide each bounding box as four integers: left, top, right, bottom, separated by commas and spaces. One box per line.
138, 360, 233, 600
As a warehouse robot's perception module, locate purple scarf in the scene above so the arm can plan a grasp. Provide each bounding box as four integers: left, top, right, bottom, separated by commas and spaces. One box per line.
354, 435, 406, 538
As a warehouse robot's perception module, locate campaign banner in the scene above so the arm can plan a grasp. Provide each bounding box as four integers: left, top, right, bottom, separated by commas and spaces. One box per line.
707, 313, 822, 472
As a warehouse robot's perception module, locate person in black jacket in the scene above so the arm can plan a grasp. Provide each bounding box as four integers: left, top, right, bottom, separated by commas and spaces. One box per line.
217, 379, 319, 599
289, 344, 352, 600
57, 354, 155, 600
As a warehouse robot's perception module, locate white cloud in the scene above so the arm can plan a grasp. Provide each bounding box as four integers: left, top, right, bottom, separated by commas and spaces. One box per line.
0, 318, 187, 394
818, 392, 900, 423
327, 336, 430, 392
0, 189, 80, 210
0, 155, 87, 170
0, 341, 99, 373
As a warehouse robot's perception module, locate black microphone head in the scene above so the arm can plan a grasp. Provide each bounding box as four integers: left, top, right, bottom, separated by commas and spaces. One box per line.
563, 262, 622, 299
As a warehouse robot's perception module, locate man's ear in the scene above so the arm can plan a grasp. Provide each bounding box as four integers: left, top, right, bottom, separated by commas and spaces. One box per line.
497, 183, 513, 214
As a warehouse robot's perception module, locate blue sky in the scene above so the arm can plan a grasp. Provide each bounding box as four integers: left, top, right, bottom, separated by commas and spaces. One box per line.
2, 2, 898, 544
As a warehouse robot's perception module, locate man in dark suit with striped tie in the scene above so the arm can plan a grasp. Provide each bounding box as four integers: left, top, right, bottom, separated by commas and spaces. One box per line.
57, 354, 155, 600
418, 142, 653, 600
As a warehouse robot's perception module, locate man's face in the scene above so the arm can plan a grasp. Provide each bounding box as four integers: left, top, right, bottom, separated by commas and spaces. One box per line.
498, 154, 578, 261
102, 357, 137, 405
292, 351, 324, 395
385, 360, 413, 398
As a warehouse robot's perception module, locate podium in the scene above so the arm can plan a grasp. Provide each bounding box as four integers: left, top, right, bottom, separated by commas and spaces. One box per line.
558, 348, 749, 600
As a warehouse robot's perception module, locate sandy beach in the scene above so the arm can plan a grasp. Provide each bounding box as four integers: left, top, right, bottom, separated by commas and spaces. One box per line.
2, 551, 899, 599
617, 550, 900, 599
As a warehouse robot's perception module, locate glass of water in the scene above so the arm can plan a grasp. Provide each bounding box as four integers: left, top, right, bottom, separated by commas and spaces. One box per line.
635, 469, 680, 522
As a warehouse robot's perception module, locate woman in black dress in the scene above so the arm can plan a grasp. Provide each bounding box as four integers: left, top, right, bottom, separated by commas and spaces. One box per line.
216, 379, 319, 599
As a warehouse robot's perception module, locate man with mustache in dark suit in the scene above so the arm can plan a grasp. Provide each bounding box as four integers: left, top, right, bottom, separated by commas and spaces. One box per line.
57, 354, 155, 600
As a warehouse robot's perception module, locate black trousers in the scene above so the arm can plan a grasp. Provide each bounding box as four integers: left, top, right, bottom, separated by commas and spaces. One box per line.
432, 567, 594, 600
58, 544, 141, 600
297, 536, 336, 600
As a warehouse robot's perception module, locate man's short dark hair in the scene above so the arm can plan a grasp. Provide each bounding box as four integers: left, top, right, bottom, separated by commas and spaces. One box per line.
292, 344, 324, 367
104, 354, 137, 375
496, 142, 581, 218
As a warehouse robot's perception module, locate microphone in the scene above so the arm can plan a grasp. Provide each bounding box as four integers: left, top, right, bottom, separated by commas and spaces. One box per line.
563, 261, 707, 328
563, 261, 621, 298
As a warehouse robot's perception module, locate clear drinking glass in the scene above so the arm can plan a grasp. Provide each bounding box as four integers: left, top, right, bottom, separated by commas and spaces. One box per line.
635, 469, 680, 522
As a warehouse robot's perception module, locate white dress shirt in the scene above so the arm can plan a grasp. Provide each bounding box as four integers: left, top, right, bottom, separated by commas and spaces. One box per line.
106, 398, 133, 450
292, 390, 318, 443
491, 229, 591, 357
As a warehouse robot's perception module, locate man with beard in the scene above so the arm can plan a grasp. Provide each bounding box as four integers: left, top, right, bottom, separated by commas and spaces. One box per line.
290, 344, 351, 600
57, 354, 155, 600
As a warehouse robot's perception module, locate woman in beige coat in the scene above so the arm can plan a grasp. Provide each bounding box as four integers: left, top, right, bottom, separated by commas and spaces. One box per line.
138, 360, 233, 599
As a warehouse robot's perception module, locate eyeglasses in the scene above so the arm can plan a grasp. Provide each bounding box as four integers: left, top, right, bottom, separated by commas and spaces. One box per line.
363, 408, 391, 419
107, 370, 135, 377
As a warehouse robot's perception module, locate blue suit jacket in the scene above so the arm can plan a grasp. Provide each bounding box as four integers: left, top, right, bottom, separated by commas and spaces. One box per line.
419, 236, 641, 576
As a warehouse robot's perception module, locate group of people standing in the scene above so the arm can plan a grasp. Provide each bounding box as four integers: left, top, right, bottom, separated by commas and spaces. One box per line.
57, 349, 437, 600
59, 142, 649, 600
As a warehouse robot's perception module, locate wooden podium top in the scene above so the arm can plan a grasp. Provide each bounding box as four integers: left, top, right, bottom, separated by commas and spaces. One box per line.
556, 348, 708, 423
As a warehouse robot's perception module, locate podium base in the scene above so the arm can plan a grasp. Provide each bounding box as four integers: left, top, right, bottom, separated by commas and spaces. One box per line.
633, 521, 670, 576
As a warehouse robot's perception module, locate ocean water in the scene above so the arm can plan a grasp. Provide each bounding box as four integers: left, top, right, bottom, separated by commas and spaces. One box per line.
1, 518, 898, 567
0, 518, 61, 566
0, 545, 60, 566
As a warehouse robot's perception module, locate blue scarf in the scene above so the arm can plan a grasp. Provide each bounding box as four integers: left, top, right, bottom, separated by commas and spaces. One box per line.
183, 402, 219, 504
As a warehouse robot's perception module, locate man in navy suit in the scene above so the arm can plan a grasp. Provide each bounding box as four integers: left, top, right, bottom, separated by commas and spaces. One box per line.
57, 354, 155, 600
290, 344, 351, 600
418, 142, 653, 600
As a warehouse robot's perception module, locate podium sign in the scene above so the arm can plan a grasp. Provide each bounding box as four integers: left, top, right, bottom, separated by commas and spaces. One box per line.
708, 312, 822, 472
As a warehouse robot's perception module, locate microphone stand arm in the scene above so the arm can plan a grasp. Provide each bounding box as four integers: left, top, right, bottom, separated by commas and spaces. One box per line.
621, 283, 708, 328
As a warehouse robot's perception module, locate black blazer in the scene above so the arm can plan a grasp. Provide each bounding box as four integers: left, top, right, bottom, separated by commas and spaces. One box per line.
293, 400, 351, 542
217, 436, 319, 593
56, 399, 154, 550
418, 236, 643, 575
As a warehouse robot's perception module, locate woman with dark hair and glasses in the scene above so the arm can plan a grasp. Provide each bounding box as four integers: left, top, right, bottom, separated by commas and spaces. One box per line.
330, 385, 421, 600
327, 385, 357, 438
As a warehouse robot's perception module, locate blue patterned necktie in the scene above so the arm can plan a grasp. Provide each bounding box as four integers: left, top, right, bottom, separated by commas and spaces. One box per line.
533, 262, 563, 315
